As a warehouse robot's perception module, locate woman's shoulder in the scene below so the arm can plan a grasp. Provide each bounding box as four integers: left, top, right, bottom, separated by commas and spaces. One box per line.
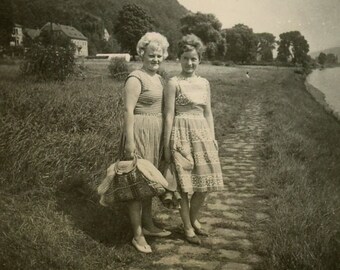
125, 70, 145, 90
126, 69, 146, 84
128, 69, 143, 79
196, 76, 210, 88
197, 76, 209, 83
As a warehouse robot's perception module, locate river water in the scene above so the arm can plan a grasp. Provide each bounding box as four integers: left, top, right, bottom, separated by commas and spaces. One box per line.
307, 67, 340, 116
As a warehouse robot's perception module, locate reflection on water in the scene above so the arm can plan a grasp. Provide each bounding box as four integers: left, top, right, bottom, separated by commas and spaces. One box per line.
307, 67, 340, 115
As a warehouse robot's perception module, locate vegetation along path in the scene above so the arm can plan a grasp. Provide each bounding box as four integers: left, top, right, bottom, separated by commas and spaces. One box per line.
142, 97, 268, 270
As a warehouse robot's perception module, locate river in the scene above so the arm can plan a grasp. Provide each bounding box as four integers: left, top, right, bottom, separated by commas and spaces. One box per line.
307, 67, 340, 117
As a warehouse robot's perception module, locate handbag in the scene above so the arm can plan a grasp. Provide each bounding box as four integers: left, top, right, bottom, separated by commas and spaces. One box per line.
98, 154, 168, 206
161, 163, 182, 209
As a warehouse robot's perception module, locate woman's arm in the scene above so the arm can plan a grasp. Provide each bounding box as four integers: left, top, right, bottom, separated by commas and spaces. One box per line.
203, 80, 215, 139
163, 78, 177, 162
123, 77, 141, 158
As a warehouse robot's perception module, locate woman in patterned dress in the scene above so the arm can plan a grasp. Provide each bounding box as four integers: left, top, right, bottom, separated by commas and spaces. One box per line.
122, 32, 171, 253
164, 34, 224, 245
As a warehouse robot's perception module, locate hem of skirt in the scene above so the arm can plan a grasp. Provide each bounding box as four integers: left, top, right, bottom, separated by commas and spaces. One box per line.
180, 186, 225, 193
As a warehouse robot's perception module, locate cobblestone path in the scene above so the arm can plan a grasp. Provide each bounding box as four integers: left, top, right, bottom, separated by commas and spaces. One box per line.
146, 99, 268, 270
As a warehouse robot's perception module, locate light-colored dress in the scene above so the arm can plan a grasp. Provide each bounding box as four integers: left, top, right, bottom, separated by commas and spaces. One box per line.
170, 75, 224, 193
119, 69, 164, 167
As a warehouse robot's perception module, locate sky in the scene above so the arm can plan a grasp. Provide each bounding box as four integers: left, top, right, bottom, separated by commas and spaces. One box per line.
177, 0, 340, 53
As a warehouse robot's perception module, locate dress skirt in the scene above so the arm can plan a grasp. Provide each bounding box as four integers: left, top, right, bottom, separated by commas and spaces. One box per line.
170, 113, 224, 193
120, 113, 163, 168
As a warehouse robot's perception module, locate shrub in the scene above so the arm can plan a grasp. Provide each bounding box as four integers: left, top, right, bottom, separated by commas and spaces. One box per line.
211, 60, 224, 66
20, 42, 76, 81
224, 60, 235, 66
108, 58, 128, 80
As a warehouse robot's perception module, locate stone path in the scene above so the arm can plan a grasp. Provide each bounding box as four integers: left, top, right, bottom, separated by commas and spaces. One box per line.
148, 99, 268, 270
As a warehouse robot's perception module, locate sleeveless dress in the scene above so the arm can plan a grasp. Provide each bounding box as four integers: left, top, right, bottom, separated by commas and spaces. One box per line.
119, 69, 164, 167
170, 76, 224, 193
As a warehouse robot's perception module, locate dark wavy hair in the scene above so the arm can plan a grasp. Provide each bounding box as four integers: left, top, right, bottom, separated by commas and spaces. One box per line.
177, 34, 205, 60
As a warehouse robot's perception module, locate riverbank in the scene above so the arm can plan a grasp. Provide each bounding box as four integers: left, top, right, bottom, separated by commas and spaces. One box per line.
305, 67, 340, 121
0, 63, 338, 269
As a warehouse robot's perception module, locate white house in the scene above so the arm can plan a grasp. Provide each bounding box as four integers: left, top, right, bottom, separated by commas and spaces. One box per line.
10, 24, 23, 47
41, 23, 88, 57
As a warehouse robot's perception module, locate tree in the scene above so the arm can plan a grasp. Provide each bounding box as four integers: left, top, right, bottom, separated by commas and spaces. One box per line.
277, 31, 309, 64
318, 52, 327, 65
0, 0, 14, 54
21, 34, 76, 81
255, 32, 276, 62
223, 24, 257, 63
326, 53, 338, 64
180, 12, 226, 59
114, 4, 154, 57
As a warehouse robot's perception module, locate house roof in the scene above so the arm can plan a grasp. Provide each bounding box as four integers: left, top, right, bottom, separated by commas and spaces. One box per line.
41, 23, 87, 41
23, 28, 41, 40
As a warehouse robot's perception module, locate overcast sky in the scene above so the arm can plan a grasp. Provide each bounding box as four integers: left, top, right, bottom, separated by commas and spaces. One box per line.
178, 0, 340, 52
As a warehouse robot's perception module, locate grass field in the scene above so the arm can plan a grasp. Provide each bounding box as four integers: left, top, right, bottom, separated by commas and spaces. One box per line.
0, 61, 339, 269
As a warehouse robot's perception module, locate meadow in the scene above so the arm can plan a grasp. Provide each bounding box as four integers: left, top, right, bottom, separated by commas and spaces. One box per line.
0, 61, 339, 269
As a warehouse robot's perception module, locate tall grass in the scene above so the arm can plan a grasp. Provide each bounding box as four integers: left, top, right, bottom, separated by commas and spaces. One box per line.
0, 62, 249, 269
258, 70, 340, 270
0, 64, 131, 269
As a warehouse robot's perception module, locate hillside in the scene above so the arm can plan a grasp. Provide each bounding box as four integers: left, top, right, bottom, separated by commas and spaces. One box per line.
310, 46, 340, 58
12, 0, 189, 55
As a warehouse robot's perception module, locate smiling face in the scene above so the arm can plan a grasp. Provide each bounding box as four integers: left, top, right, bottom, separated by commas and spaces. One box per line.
142, 43, 164, 73
180, 49, 200, 77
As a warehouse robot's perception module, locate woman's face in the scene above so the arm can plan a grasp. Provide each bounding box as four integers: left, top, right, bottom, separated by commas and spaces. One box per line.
142, 44, 164, 73
180, 49, 200, 76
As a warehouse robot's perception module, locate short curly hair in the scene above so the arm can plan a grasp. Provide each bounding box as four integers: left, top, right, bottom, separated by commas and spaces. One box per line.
177, 34, 205, 60
136, 32, 169, 59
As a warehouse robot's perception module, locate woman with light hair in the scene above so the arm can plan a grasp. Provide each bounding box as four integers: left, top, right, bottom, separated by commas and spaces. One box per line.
121, 32, 170, 253
164, 34, 224, 245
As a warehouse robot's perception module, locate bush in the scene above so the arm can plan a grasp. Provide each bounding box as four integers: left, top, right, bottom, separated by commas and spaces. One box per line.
108, 58, 128, 80
224, 60, 235, 66
211, 60, 224, 66
20, 42, 76, 81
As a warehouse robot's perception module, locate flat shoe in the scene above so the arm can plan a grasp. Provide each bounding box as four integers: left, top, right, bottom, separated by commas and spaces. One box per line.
132, 238, 152, 253
185, 234, 201, 245
194, 227, 209, 237
143, 228, 171, 237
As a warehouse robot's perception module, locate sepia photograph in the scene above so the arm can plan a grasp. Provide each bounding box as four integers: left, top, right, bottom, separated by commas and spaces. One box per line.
0, 0, 339, 269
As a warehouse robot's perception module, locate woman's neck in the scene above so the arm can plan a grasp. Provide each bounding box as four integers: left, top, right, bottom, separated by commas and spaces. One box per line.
180, 71, 196, 78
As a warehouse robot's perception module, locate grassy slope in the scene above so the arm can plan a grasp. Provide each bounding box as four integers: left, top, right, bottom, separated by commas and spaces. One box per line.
0, 63, 339, 269
258, 69, 340, 270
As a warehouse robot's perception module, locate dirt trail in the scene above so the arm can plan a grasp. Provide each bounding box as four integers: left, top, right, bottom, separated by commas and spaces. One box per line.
134, 97, 269, 270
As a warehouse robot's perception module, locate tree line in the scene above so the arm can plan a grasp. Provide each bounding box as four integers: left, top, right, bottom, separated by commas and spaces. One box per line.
317, 52, 338, 66
114, 5, 310, 64
1, 1, 314, 65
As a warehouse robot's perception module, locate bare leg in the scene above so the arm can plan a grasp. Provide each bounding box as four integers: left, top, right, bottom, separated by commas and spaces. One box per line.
179, 192, 194, 232
127, 200, 148, 246
190, 192, 207, 230
179, 192, 201, 244
141, 197, 163, 232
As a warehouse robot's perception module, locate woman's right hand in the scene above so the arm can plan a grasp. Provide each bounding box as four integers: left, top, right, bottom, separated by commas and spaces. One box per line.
124, 141, 136, 159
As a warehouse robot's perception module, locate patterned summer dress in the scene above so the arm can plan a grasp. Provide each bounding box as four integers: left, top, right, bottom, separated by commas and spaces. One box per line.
170, 75, 224, 193
119, 69, 164, 167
